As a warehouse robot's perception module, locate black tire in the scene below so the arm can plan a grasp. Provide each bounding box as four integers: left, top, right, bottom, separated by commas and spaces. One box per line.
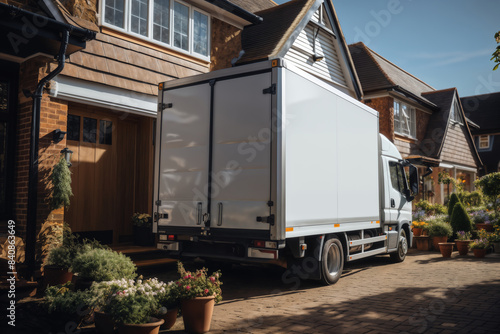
390, 228, 408, 263
320, 237, 344, 285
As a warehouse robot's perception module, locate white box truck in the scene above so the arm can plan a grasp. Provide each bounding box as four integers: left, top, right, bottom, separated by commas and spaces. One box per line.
153, 59, 419, 284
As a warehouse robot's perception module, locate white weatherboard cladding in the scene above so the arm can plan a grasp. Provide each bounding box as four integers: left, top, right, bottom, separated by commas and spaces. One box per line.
211, 74, 272, 230
158, 84, 211, 227
283, 69, 379, 227
284, 23, 348, 91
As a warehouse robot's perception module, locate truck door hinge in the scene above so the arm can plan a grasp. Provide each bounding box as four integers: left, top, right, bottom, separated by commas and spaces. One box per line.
263, 84, 276, 95
256, 214, 275, 226
267, 201, 274, 207
155, 200, 162, 206
159, 103, 172, 110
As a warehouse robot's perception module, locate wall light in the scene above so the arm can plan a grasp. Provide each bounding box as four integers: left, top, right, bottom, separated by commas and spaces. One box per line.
60, 147, 73, 167
53, 129, 66, 143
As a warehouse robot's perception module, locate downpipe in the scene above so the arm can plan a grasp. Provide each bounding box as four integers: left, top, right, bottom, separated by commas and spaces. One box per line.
25, 29, 70, 276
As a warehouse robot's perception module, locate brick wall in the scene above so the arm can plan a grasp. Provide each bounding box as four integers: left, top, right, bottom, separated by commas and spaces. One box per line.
364, 96, 394, 141
14, 56, 68, 240
210, 17, 242, 71
415, 109, 431, 142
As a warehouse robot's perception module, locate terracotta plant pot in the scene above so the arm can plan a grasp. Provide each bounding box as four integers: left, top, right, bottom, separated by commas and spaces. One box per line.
438, 242, 455, 258
494, 242, 500, 254
472, 248, 487, 258
159, 307, 178, 330
455, 240, 471, 256
412, 228, 422, 237
94, 311, 115, 334
43, 265, 73, 290
117, 317, 164, 334
181, 296, 215, 334
432, 236, 448, 251
476, 223, 494, 232
414, 236, 431, 251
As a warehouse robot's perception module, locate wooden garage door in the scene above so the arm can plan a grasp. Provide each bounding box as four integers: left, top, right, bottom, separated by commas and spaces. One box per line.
65, 105, 137, 244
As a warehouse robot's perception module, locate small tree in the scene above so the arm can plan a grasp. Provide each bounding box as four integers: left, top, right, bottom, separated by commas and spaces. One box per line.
447, 193, 460, 217
475, 172, 500, 212
49, 157, 73, 210
450, 202, 473, 236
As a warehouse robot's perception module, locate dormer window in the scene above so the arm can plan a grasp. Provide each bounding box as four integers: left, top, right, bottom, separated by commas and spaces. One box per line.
102, 0, 210, 60
450, 100, 463, 124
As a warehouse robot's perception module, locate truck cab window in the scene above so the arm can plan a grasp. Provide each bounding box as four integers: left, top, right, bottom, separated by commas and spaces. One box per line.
389, 161, 406, 194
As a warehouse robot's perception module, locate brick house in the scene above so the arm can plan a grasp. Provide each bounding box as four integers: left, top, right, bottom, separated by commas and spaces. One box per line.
461, 92, 500, 175
349, 42, 482, 204
1, 0, 363, 269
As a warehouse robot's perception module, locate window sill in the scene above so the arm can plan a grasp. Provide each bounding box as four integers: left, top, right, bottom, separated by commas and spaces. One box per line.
394, 133, 417, 143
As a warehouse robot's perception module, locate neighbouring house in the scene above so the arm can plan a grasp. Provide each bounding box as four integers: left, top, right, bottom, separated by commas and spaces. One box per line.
348, 42, 482, 205
461, 92, 500, 175
1, 0, 363, 269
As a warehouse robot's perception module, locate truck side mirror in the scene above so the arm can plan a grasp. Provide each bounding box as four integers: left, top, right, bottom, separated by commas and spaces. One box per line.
409, 165, 419, 196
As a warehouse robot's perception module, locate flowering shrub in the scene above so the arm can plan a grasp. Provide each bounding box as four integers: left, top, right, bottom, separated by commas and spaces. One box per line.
176, 262, 222, 303
132, 213, 152, 227
100, 277, 168, 324
412, 210, 426, 222
45, 282, 91, 314
470, 210, 491, 224
456, 231, 472, 241
411, 221, 427, 229
469, 238, 490, 250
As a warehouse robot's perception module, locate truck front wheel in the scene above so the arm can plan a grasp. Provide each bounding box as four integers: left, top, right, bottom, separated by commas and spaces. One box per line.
390, 228, 408, 263
320, 237, 344, 285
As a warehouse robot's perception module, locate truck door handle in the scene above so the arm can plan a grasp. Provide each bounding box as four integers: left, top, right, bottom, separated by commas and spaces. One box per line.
197, 202, 203, 225
391, 199, 395, 208
217, 202, 223, 226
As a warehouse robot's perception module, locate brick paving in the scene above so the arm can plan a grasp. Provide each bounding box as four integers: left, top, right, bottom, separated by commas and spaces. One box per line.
164, 249, 500, 334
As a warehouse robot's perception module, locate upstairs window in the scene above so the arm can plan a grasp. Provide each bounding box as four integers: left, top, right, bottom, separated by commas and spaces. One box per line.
394, 100, 416, 138
479, 135, 490, 149
102, 0, 210, 60
450, 100, 463, 124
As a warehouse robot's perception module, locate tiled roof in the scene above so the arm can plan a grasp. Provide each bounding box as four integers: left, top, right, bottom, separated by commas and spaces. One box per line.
461, 92, 500, 134
229, 0, 277, 13
348, 42, 435, 106
237, 0, 315, 64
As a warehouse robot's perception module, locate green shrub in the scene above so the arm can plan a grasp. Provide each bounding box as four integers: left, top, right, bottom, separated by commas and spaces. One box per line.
49, 157, 73, 210
427, 220, 453, 237
414, 200, 447, 216
450, 202, 473, 235
72, 248, 136, 282
475, 172, 500, 211
448, 193, 460, 217
458, 191, 483, 207
45, 282, 91, 314
44, 246, 73, 270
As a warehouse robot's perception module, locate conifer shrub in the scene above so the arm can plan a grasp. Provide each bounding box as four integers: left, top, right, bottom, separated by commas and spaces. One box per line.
72, 248, 136, 282
450, 202, 473, 235
447, 193, 460, 217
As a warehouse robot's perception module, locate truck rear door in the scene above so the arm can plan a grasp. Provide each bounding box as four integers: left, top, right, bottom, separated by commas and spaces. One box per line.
156, 71, 274, 238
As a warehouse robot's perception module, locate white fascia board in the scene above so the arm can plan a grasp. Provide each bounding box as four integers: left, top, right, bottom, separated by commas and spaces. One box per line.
50, 75, 157, 117
439, 162, 478, 173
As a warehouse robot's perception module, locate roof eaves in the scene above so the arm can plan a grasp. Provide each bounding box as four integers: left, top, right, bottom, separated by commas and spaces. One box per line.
389, 85, 439, 111
205, 0, 263, 24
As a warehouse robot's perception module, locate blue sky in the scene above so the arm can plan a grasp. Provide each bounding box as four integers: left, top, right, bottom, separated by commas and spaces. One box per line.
273, 0, 500, 98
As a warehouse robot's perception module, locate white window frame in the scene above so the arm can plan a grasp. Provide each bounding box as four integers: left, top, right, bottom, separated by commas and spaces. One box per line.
450, 99, 463, 124
100, 0, 211, 61
393, 99, 416, 139
479, 135, 490, 149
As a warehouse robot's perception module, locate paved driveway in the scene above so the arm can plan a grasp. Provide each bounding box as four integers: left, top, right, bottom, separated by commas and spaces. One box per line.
165, 249, 500, 334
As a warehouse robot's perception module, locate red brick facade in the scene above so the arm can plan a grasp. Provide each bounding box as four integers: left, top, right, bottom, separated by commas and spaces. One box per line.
364, 97, 394, 142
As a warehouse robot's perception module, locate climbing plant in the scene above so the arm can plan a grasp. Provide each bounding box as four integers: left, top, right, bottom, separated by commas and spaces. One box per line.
49, 157, 73, 210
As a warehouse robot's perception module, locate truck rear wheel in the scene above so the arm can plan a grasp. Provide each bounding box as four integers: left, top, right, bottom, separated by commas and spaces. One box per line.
390, 229, 408, 263
320, 237, 344, 285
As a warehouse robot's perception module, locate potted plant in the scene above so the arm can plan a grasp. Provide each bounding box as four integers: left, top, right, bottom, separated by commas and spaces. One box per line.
427, 219, 453, 251
469, 238, 490, 258
102, 278, 166, 334
455, 231, 472, 256
471, 209, 494, 231
131, 213, 154, 246
488, 227, 500, 254
411, 221, 427, 237
72, 248, 136, 289
176, 262, 222, 334
157, 281, 180, 330
44, 282, 92, 332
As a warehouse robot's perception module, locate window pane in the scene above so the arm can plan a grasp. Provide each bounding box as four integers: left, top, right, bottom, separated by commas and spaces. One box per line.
99, 120, 113, 145
193, 10, 208, 56
153, 0, 170, 44
105, 0, 125, 28
67, 114, 81, 141
393, 101, 400, 133
0, 81, 7, 113
174, 2, 189, 51
131, 0, 148, 36
83, 117, 97, 143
